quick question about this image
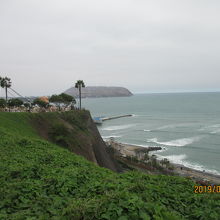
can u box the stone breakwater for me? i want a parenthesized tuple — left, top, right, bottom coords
(105, 140, 162, 160)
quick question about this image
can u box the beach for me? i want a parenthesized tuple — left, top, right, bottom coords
(106, 140, 220, 185)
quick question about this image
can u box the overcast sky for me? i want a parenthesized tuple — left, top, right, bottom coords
(0, 0, 220, 96)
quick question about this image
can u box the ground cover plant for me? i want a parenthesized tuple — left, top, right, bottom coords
(0, 112, 220, 219)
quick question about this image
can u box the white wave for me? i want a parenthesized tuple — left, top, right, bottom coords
(102, 124, 135, 131)
(210, 128, 220, 134)
(199, 124, 220, 134)
(157, 124, 178, 130)
(157, 154, 187, 164)
(147, 136, 201, 147)
(102, 135, 122, 139)
(143, 129, 151, 132)
(210, 130, 220, 134)
(156, 123, 196, 131)
(157, 154, 220, 175)
(209, 124, 220, 128)
(183, 162, 220, 175)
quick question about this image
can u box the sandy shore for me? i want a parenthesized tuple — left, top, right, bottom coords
(107, 140, 220, 184)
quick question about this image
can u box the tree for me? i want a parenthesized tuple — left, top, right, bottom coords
(75, 80, 85, 110)
(49, 95, 63, 103)
(0, 76, 2, 93)
(24, 102, 32, 111)
(0, 77, 12, 103)
(33, 98, 48, 108)
(8, 98, 23, 107)
(60, 93, 75, 105)
(0, 98, 6, 108)
(49, 93, 76, 110)
(60, 93, 76, 109)
(24, 102, 31, 108)
(49, 95, 63, 110)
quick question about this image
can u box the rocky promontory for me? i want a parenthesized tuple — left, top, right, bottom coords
(64, 86, 133, 98)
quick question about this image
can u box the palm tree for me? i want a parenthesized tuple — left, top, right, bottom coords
(0, 77, 12, 103)
(75, 80, 85, 110)
(0, 76, 3, 100)
(0, 76, 2, 97)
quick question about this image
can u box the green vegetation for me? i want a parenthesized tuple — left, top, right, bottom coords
(8, 98, 24, 107)
(33, 98, 49, 108)
(49, 93, 76, 109)
(0, 112, 220, 219)
(30, 110, 91, 151)
(0, 98, 6, 108)
(0, 76, 12, 102)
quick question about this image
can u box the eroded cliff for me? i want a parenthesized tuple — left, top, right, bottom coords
(30, 110, 120, 172)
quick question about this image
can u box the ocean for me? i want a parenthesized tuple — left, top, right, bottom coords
(82, 92, 220, 175)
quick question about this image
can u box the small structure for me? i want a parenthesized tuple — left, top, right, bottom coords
(93, 117, 103, 124)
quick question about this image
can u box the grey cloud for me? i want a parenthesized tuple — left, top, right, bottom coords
(0, 0, 220, 96)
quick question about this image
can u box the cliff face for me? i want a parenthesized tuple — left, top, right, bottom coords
(65, 86, 133, 98)
(30, 110, 120, 172)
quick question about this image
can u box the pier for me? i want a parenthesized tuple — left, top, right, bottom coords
(93, 114, 133, 124)
(102, 114, 133, 121)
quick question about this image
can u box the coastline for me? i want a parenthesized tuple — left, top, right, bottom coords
(106, 140, 220, 184)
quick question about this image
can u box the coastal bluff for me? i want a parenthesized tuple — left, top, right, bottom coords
(1, 111, 219, 219)
(64, 86, 133, 98)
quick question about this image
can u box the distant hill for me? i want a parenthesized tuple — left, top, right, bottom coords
(64, 86, 133, 98)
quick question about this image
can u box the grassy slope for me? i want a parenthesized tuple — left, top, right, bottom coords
(0, 112, 219, 220)
(29, 110, 119, 172)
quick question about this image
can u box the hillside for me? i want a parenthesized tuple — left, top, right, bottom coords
(29, 110, 119, 172)
(0, 111, 220, 219)
(64, 86, 133, 98)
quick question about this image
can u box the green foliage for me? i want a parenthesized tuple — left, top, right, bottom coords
(8, 98, 23, 107)
(24, 102, 31, 108)
(0, 76, 11, 89)
(30, 111, 90, 151)
(0, 76, 12, 101)
(75, 80, 85, 89)
(0, 112, 38, 138)
(49, 122, 71, 147)
(60, 93, 75, 104)
(49, 94, 63, 103)
(75, 80, 85, 109)
(49, 93, 76, 109)
(0, 98, 6, 108)
(0, 112, 220, 219)
(33, 98, 48, 108)
(49, 93, 75, 104)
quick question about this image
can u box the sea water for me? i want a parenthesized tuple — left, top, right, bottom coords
(82, 92, 220, 175)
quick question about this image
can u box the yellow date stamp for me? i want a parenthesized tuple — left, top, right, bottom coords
(194, 185, 220, 193)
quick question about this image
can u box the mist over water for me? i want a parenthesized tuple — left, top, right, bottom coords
(82, 93, 220, 175)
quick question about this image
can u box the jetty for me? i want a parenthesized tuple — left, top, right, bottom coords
(93, 114, 133, 124)
(102, 114, 132, 121)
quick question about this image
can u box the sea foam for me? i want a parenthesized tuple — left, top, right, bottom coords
(147, 136, 201, 147)
(157, 154, 187, 164)
(199, 124, 220, 134)
(157, 154, 220, 175)
(102, 124, 135, 131)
